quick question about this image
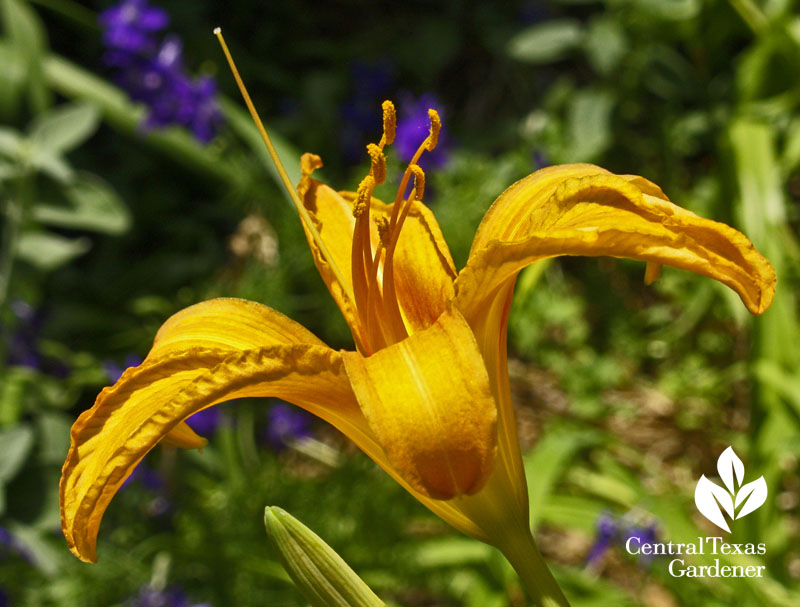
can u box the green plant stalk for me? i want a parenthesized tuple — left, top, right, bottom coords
(728, 0, 767, 35)
(0, 173, 27, 368)
(497, 529, 571, 607)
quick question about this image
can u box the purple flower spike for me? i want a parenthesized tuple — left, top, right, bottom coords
(185, 407, 222, 437)
(0, 588, 8, 607)
(585, 513, 618, 566)
(98, 0, 222, 143)
(103, 354, 143, 383)
(265, 403, 312, 451)
(99, 0, 168, 55)
(624, 523, 659, 567)
(395, 93, 450, 171)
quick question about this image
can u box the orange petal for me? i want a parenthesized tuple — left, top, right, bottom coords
(456, 166, 776, 323)
(299, 181, 456, 343)
(342, 307, 497, 500)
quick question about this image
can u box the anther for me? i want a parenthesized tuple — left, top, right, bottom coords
(353, 175, 376, 218)
(366, 143, 386, 185)
(410, 164, 425, 201)
(426, 109, 441, 151)
(382, 100, 396, 146)
(375, 215, 391, 246)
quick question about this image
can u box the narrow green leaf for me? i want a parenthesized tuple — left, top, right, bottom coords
(525, 422, 600, 528)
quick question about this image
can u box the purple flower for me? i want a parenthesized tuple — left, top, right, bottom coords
(126, 586, 211, 607)
(99, 0, 168, 55)
(395, 93, 450, 171)
(624, 523, 659, 567)
(0, 588, 8, 607)
(264, 403, 312, 451)
(585, 513, 618, 566)
(98, 0, 222, 143)
(103, 354, 143, 383)
(121, 461, 163, 491)
(185, 407, 221, 436)
(586, 513, 660, 569)
(0, 526, 32, 563)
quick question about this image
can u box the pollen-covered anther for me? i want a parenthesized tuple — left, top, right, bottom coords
(366, 143, 386, 185)
(353, 175, 376, 218)
(410, 164, 425, 201)
(375, 215, 391, 247)
(426, 109, 441, 151)
(381, 100, 396, 146)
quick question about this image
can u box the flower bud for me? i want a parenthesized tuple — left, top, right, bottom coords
(263, 506, 384, 607)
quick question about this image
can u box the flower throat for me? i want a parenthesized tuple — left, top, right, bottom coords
(215, 29, 441, 355)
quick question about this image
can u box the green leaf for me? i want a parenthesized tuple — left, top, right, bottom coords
(16, 230, 90, 270)
(584, 17, 627, 75)
(0, 126, 22, 157)
(29, 103, 100, 154)
(28, 150, 72, 182)
(565, 88, 614, 162)
(0, 425, 34, 483)
(33, 172, 131, 234)
(0, 43, 27, 115)
(507, 20, 583, 64)
(0, 0, 50, 112)
(36, 412, 72, 465)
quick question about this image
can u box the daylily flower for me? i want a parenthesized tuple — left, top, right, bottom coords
(60, 33, 775, 605)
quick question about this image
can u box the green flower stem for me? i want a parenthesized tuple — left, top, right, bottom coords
(498, 528, 571, 607)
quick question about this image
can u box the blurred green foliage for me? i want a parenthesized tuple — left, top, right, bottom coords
(0, 0, 799, 606)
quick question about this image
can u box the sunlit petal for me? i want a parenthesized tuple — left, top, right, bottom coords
(456, 165, 776, 323)
(60, 344, 361, 563)
(343, 307, 496, 500)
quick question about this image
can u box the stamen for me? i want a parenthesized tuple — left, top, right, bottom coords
(426, 109, 441, 151)
(214, 29, 354, 306)
(409, 164, 425, 202)
(375, 216, 391, 247)
(381, 100, 396, 146)
(366, 144, 386, 185)
(353, 175, 376, 218)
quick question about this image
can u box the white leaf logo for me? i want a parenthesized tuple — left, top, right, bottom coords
(694, 447, 767, 533)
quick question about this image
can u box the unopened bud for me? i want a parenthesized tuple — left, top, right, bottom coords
(264, 506, 384, 607)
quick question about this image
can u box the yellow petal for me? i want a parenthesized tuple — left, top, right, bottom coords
(299, 181, 456, 342)
(456, 165, 776, 322)
(60, 344, 361, 563)
(342, 307, 497, 500)
(60, 298, 359, 563)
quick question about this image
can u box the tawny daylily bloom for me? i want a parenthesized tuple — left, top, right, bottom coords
(60, 35, 775, 606)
